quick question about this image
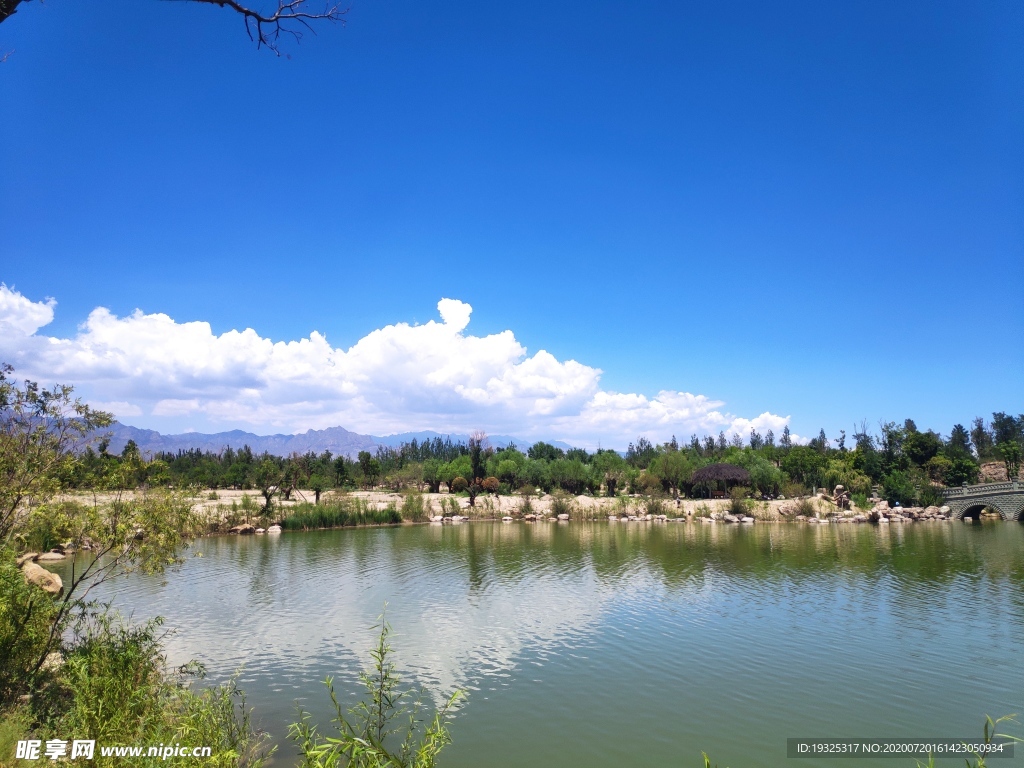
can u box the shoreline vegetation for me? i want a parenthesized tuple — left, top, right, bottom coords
(2, 366, 1022, 767)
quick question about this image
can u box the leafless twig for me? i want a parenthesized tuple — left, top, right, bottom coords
(175, 0, 347, 54)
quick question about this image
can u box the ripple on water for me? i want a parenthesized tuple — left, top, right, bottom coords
(60, 522, 1024, 768)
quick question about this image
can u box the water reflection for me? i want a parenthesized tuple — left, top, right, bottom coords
(54, 522, 1024, 767)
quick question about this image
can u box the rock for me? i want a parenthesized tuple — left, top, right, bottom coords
(430, 515, 444, 522)
(777, 495, 785, 500)
(795, 515, 807, 522)
(807, 517, 819, 524)
(502, 516, 513, 522)
(229, 524, 256, 535)
(608, 515, 619, 521)
(266, 525, 282, 533)
(41, 651, 63, 672)
(742, 517, 755, 523)
(21, 562, 63, 595)
(36, 552, 66, 562)
(924, 506, 940, 516)
(524, 514, 537, 521)
(557, 513, 570, 521)
(939, 506, 951, 515)
(16, 552, 38, 567)
(878, 516, 889, 523)
(255, 528, 266, 534)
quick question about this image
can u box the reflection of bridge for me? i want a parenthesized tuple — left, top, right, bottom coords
(942, 481, 1024, 521)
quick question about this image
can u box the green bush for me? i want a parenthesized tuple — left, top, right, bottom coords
(0, 549, 59, 701)
(549, 492, 575, 517)
(918, 485, 946, 508)
(727, 496, 750, 517)
(400, 493, 428, 523)
(17, 611, 270, 768)
(644, 496, 667, 516)
(882, 471, 917, 507)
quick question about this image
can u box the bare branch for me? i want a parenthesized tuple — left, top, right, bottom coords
(173, 0, 348, 54)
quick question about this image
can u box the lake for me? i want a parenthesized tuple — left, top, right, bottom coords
(58, 521, 1024, 767)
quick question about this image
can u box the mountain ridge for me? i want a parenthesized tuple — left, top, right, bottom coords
(100, 423, 572, 458)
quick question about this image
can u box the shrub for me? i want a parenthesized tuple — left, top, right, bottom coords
(918, 484, 946, 508)
(881, 470, 917, 507)
(727, 496, 750, 516)
(290, 616, 460, 768)
(0, 549, 59, 701)
(450, 477, 468, 493)
(549, 492, 575, 517)
(517, 494, 534, 516)
(644, 496, 667, 516)
(23, 612, 271, 768)
(692, 503, 713, 518)
(400, 493, 428, 523)
(481, 476, 500, 493)
(794, 498, 817, 517)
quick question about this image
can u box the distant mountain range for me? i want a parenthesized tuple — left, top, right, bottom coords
(99, 422, 571, 458)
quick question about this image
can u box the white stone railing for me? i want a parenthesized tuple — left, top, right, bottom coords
(943, 481, 1020, 497)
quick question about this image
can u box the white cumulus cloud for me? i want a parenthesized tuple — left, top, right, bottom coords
(0, 284, 791, 447)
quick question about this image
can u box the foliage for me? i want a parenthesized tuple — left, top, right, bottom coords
(400, 494, 429, 523)
(881, 470, 917, 507)
(289, 617, 460, 768)
(549, 492, 575, 518)
(18, 611, 271, 768)
(999, 441, 1021, 481)
(0, 363, 112, 542)
(281, 500, 402, 530)
(0, 547, 58, 701)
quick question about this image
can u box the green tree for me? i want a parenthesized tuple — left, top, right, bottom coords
(881, 470, 917, 507)
(650, 450, 693, 498)
(971, 417, 995, 460)
(253, 459, 282, 512)
(0, 363, 112, 543)
(308, 473, 330, 504)
(999, 441, 1021, 481)
(592, 450, 626, 496)
(527, 442, 564, 462)
(422, 459, 442, 493)
(904, 430, 942, 467)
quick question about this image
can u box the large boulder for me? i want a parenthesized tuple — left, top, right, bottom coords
(36, 551, 66, 562)
(15, 552, 38, 567)
(229, 524, 256, 535)
(22, 562, 63, 596)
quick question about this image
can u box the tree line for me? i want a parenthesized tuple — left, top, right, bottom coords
(62, 412, 1024, 509)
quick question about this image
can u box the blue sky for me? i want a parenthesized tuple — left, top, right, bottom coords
(0, 0, 1021, 447)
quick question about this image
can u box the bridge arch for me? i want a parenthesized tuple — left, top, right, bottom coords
(943, 482, 1024, 522)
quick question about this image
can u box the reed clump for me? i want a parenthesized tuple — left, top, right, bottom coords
(280, 499, 401, 531)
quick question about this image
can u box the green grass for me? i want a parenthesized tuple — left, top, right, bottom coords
(280, 500, 402, 531)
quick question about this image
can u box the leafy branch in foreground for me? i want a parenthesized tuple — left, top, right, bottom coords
(290, 614, 462, 768)
(0, 362, 112, 544)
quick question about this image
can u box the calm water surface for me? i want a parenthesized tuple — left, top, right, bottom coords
(59, 522, 1024, 767)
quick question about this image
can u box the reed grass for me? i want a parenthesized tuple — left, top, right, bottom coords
(280, 499, 401, 531)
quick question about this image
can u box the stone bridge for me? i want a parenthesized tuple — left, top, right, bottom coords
(942, 481, 1024, 521)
